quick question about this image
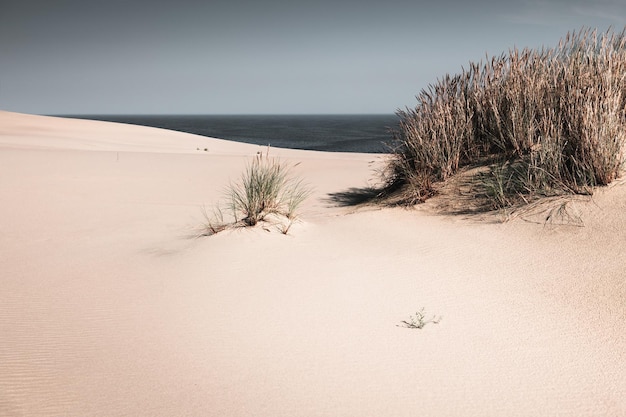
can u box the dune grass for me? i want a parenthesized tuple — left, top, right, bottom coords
(397, 308, 442, 329)
(384, 27, 626, 210)
(203, 150, 311, 235)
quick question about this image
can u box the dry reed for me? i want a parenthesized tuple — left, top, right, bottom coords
(386, 27, 626, 208)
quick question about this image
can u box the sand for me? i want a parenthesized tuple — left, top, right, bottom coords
(1, 110, 625, 416)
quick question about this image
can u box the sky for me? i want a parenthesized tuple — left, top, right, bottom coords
(1, 0, 626, 115)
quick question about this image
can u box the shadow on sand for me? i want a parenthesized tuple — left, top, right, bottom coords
(325, 187, 383, 207)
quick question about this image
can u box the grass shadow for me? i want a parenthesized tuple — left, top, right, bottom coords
(325, 186, 384, 207)
(427, 165, 588, 226)
(327, 165, 587, 228)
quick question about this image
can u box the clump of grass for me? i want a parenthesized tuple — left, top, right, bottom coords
(203, 150, 311, 235)
(385, 27, 626, 210)
(397, 308, 442, 329)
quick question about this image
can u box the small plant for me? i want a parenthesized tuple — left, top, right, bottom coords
(202, 150, 311, 235)
(397, 308, 442, 329)
(200, 205, 228, 235)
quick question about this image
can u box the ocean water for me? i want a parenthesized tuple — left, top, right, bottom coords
(62, 114, 400, 153)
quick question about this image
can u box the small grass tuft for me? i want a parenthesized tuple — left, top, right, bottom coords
(200, 205, 229, 236)
(202, 150, 311, 235)
(397, 308, 442, 329)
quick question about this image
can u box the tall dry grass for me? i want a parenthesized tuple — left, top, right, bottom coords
(386, 27, 626, 208)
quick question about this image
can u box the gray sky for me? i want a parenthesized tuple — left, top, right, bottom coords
(1, 0, 625, 114)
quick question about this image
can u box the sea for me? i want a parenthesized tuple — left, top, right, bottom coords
(61, 114, 400, 153)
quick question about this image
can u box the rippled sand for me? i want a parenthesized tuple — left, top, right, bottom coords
(1, 111, 625, 416)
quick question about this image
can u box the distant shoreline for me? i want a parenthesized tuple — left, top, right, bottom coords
(53, 113, 400, 153)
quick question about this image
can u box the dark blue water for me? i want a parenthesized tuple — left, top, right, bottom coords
(60, 114, 399, 153)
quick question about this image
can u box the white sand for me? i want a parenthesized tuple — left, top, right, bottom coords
(1, 111, 624, 416)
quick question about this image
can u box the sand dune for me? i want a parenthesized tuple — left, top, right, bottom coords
(0, 111, 624, 416)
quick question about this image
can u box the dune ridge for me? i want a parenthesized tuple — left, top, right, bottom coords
(0, 111, 624, 416)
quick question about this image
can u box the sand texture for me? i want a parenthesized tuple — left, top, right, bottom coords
(1, 111, 625, 416)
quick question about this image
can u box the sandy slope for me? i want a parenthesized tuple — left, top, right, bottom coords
(0, 111, 624, 417)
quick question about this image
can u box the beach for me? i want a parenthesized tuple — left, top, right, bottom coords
(1, 110, 625, 416)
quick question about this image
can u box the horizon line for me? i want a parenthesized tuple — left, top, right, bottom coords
(49, 112, 398, 117)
